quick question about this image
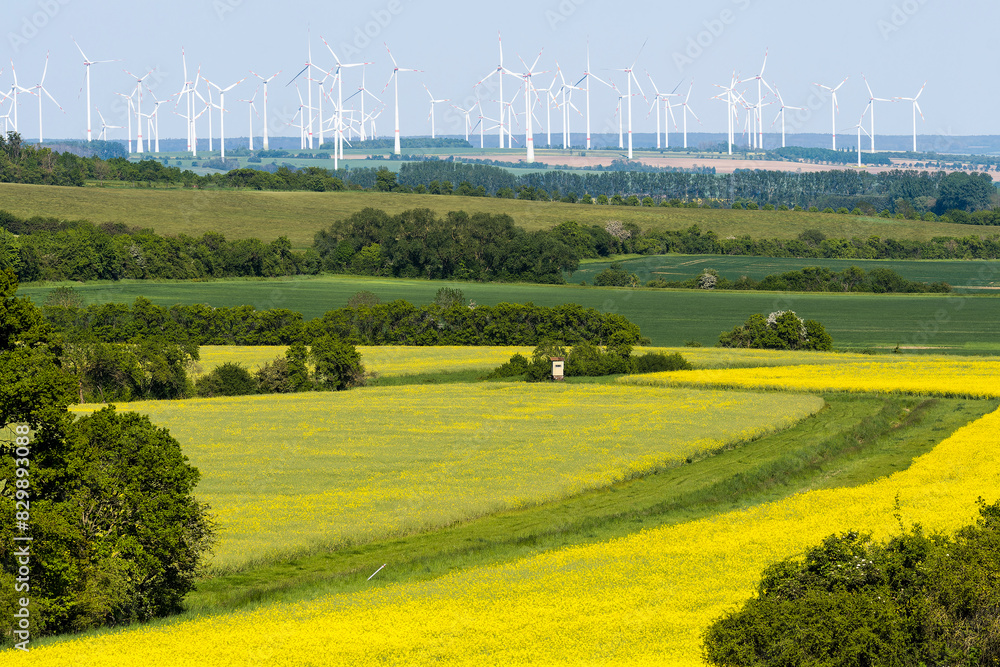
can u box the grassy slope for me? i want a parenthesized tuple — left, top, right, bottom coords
(3, 182, 999, 250)
(18, 275, 1000, 350)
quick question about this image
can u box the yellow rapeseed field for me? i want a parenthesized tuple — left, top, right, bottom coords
(71, 384, 822, 570)
(624, 355, 1000, 399)
(23, 392, 1000, 665)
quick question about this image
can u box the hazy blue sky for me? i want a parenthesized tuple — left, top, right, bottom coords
(2, 0, 991, 144)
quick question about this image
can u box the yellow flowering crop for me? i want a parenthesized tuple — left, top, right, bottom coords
(71, 385, 821, 570)
(22, 402, 1000, 666)
(624, 355, 1000, 399)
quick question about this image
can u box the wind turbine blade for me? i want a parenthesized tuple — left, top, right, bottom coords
(914, 101, 924, 120)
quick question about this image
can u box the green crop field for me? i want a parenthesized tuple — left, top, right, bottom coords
(3, 182, 999, 251)
(19, 274, 1000, 351)
(575, 254, 1000, 290)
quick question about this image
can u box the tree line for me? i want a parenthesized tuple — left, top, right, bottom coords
(42, 295, 644, 347)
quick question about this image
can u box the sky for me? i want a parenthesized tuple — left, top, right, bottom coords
(1, 0, 993, 147)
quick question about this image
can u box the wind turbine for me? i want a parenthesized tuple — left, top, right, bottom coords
(739, 49, 773, 150)
(287, 33, 319, 148)
(770, 84, 804, 148)
(422, 84, 450, 140)
(123, 67, 153, 153)
(239, 85, 260, 151)
(646, 71, 680, 150)
(30, 52, 63, 144)
(382, 43, 422, 155)
(676, 81, 700, 149)
(250, 70, 281, 150)
(845, 115, 871, 166)
(175, 49, 201, 155)
(814, 76, 848, 150)
(321, 38, 371, 159)
(114, 91, 134, 153)
(894, 81, 926, 152)
(7, 60, 34, 134)
(202, 75, 244, 159)
(861, 74, 891, 153)
(474, 32, 509, 149)
(505, 49, 546, 163)
(615, 40, 648, 159)
(572, 39, 612, 150)
(146, 89, 173, 153)
(451, 102, 476, 143)
(94, 107, 123, 141)
(72, 38, 119, 143)
(712, 72, 740, 155)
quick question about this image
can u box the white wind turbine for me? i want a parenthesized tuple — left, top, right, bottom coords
(614, 40, 648, 159)
(450, 102, 476, 143)
(94, 107, 123, 141)
(894, 81, 926, 152)
(844, 114, 871, 166)
(474, 32, 509, 149)
(676, 81, 700, 149)
(610, 80, 625, 149)
(30, 52, 63, 144)
(646, 71, 680, 150)
(287, 33, 319, 148)
(506, 50, 546, 163)
(146, 89, 173, 153)
(382, 43, 422, 155)
(321, 38, 371, 159)
(175, 49, 200, 155)
(861, 74, 891, 153)
(770, 84, 805, 148)
(114, 91, 135, 153)
(572, 40, 612, 150)
(72, 38, 119, 143)
(739, 49, 772, 150)
(250, 70, 281, 150)
(814, 77, 848, 150)
(0, 91, 14, 135)
(7, 60, 34, 134)
(123, 67, 153, 153)
(202, 75, 244, 159)
(239, 85, 260, 151)
(422, 84, 450, 140)
(712, 72, 740, 155)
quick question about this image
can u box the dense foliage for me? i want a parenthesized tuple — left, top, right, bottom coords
(313, 207, 579, 283)
(43, 297, 644, 347)
(718, 311, 833, 351)
(703, 499, 1000, 666)
(489, 338, 690, 381)
(648, 265, 951, 293)
(0, 271, 214, 641)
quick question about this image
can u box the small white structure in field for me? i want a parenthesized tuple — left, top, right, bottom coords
(550, 357, 565, 381)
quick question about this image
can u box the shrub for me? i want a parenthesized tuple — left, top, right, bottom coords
(487, 353, 531, 379)
(346, 290, 381, 308)
(718, 311, 833, 351)
(310, 335, 365, 390)
(633, 352, 692, 373)
(254, 357, 293, 393)
(195, 362, 258, 397)
(595, 263, 639, 287)
(703, 499, 1000, 667)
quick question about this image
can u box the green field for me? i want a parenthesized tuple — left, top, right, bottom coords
(575, 254, 1000, 290)
(4, 182, 999, 251)
(19, 275, 1000, 351)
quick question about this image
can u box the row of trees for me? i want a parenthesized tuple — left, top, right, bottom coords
(42, 297, 645, 347)
(633, 265, 952, 294)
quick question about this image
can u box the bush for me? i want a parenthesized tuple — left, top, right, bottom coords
(195, 362, 258, 397)
(254, 357, 293, 393)
(634, 352, 692, 373)
(718, 311, 833, 351)
(487, 353, 531, 379)
(310, 335, 365, 390)
(595, 262, 639, 287)
(703, 499, 1000, 667)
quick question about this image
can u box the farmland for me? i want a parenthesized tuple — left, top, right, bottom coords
(4, 182, 1000, 250)
(70, 384, 823, 569)
(20, 274, 1000, 351)
(19, 348, 1000, 666)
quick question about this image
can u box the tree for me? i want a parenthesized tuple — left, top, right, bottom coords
(285, 341, 311, 391)
(936, 171, 994, 214)
(374, 167, 397, 192)
(718, 311, 833, 351)
(309, 335, 364, 390)
(195, 362, 258, 397)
